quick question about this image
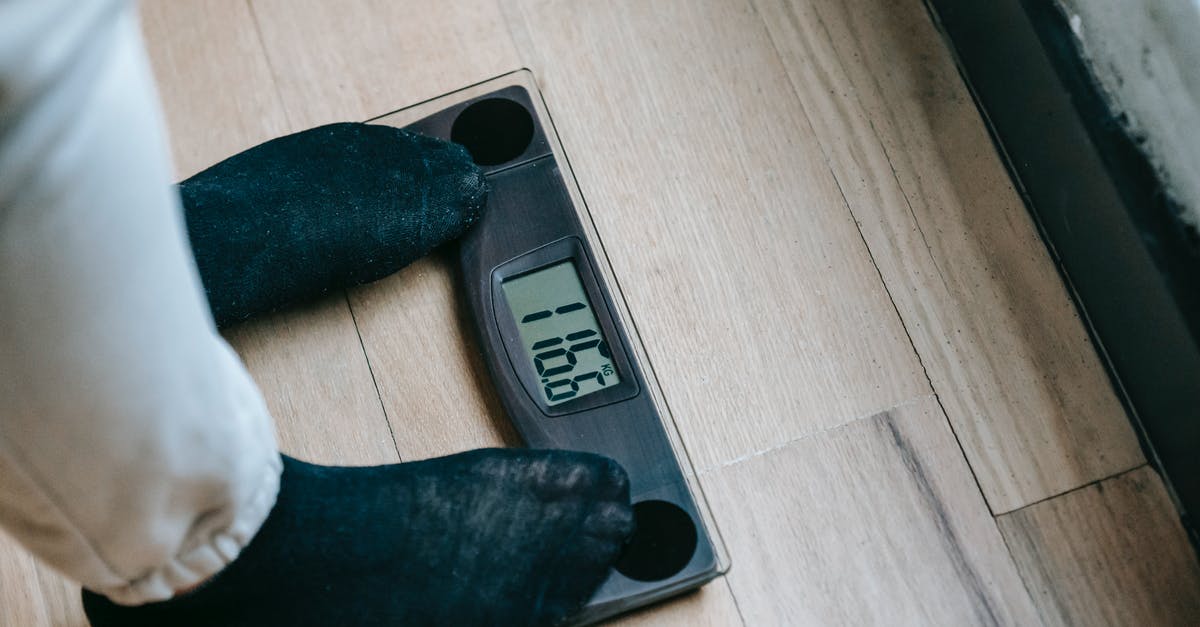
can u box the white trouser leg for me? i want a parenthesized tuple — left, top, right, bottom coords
(0, 0, 281, 605)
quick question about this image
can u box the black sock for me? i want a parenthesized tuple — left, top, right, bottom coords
(179, 122, 487, 328)
(82, 449, 633, 626)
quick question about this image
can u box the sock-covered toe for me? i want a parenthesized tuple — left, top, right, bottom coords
(179, 122, 488, 327)
(82, 449, 632, 627)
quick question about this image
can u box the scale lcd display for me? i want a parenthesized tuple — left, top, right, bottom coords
(502, 261, 620, 406)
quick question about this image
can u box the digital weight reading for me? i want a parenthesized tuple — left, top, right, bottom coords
(501, 261, 620, 406)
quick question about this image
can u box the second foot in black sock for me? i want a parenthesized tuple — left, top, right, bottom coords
(180, 123, 487, 328)
(82, 449, 634, 627)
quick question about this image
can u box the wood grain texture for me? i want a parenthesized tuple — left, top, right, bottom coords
(751, 0, 1144, 512)
(0, 536, 51, 627)
(222, 302, 400, 466)
(249, 0, 522, 128)
(501, 0, 930, 471)
(347, 258, 522, 460)
(705, 396, 1039, 626)
(140, 0, 293, 178)
(0, 533, 86, 627)
(998, 466, 1200, 626)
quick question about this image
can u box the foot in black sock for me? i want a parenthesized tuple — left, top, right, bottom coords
(82, 449, 633, 627)
(180, 122, 487, 328)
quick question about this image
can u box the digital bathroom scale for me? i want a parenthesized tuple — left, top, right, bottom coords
(370, 71, 729, 624)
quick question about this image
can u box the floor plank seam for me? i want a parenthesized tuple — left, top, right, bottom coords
(342, 291, 405, 463)
(699, 393, 935, 475)
(242, 0, 296, 132)
(994, 462, 1150, 517)
(721, 573, 750, 627)
(848, 121, 999, 518)
(880, 412, 1006, 626)
(870, 116, 954, 293)
(989, 504, 1056, 627)
(756, 0, 1011, 520)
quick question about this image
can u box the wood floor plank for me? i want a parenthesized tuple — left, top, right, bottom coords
(500, 0, 930, 471)
(704, 396, 1039, 625)
(347, 258, 522, 460)
(0, 532, 85, 627)
(140, 0, 292, 178)
(751, 0, 1144, 512)
(141, 1, 398, 467)
(223, 303, 401, 466)
(0, 530, 91, 627)
(249, 0, 522, 129)
(998, 466, 1200, 626)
